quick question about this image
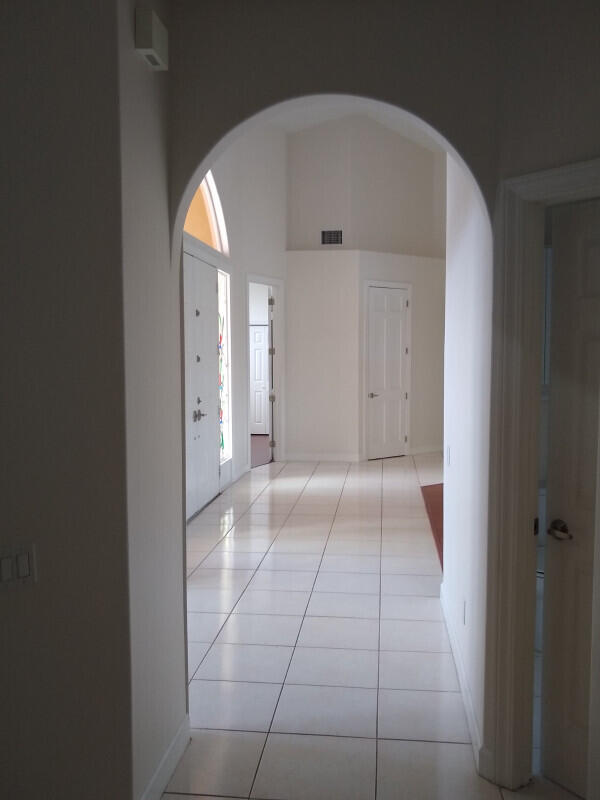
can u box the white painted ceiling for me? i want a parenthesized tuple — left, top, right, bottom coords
(268, 94, 444, 153)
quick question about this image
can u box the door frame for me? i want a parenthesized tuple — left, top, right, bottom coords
(360, 280, 412, 461)
(485, 157, 600, 791)
(246, 274, 285, 465)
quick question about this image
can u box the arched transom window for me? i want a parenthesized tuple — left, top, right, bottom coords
(184, 170, 229, 255)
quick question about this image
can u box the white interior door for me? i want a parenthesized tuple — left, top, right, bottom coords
(250, 325, 269, 435)
(542, 199, 600, 797)
(367, 286, 409, 459)
(184, 252, 220, 518)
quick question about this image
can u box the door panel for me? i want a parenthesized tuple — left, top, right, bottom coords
(250, 325, 269, 434)
(542, 199, 600, 797)
(367, 286, 409, 459)
(184, 252, 220, 518)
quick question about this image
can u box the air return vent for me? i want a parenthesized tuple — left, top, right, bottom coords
(321, 230, 343, 245)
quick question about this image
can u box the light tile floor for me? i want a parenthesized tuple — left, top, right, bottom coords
(166, 457, 575, 800)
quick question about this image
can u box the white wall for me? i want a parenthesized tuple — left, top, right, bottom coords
(359, 252, 445, 456)
(3, 3, 132, 798)
(441, 154, 493, 759)
(287, 115, 446, 257)
(202, 124, 287, 480)
(286, 251, 361, 460)
(118, 1, 190, 797)
(285, 250, 445, 461)
(249, 282, 270, 325)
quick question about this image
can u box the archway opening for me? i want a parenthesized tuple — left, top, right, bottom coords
(175, 94, 495, 799)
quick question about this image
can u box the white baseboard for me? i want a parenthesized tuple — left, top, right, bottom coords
(140, 714, 190, 800)
(284, 452, 360, 462)
(439, 584, 484, 770)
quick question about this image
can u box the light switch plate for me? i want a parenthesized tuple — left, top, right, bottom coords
(0, 543, 37, 587)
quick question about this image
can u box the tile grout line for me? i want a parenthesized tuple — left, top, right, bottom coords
(189, 463, 322, 680)
(247, 461, 352, 800)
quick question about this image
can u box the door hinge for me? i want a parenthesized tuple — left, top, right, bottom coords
(268, 347, 275, 355)
(269, 393, 276, 403)
(406, 299, 409, 308)
(404, 435, 408, 443)
(533, 517, 539, 536)
(405, 347, 408, 354)
(269, 440, 276, 448)
(268, 296, 275, 306)
(405, 392, 408, 400)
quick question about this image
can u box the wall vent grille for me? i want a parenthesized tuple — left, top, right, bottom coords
(321, 230, 343, 245)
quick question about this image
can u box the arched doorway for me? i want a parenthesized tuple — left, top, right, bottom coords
(170, 94, 508, 799)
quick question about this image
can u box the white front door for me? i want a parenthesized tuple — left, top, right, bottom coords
(542, 199, 600, 797)
(183, 252, 220, 518)
(367, 286, 409, 459)
(250, 325, 270, 435)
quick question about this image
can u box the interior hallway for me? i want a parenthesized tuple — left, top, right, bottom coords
(170, 457, 574, 800)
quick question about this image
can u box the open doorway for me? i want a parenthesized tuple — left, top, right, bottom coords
(248, 281, 273, 467)
(171, 95, 498, 800)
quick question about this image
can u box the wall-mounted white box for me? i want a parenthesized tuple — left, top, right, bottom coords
(135, 8, 168, 71)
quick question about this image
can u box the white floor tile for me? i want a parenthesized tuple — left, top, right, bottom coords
(187, 568, 254, 591)
(187, 588, 241, 614)
(413, 452, 444, 487)
(380, 574, 441, 596)
(378, 689, 470, 743)
(380, 619, 451, 652)
(187, 612, 228, 642)
(381, 556, 441, 575)
(325, 538, 381, 555)
(377, 739, 499, 799)
(189, 679, 281, 731)
(215, 537, 275, 553)
(287, 646, 378, 688)
(272, 684, 377, 737)
(314, 571, 380, 594)
(268, 537, 327, 554)
(216, 613, 303, 646)
(251, 733, 376, 800)
(187, 642, 210, 680)
(380, 595, 444, 621)
(248, 569, 317, 592)
(306, 591, 380, 619)
(379, 651, 459, 691)
(200, 551, 265, 570)
(178, 459, 484, 800)
(166, 729, 265, 797)
(298, 616, 380, 650)
(234, 590, 311, 616)
(320, 554, 381, 573)
(186, 551, 210, 569)
(196, 643, 293, 683)
(260, 553, 322, 571)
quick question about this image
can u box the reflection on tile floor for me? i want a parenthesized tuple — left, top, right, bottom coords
(167, 456, 505, 799)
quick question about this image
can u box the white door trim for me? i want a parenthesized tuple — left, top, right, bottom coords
(247, 274, 285, 464)
(485, 157, 600, 791)
(360, 280, 412, 461)
(183, 231, 229, 270)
